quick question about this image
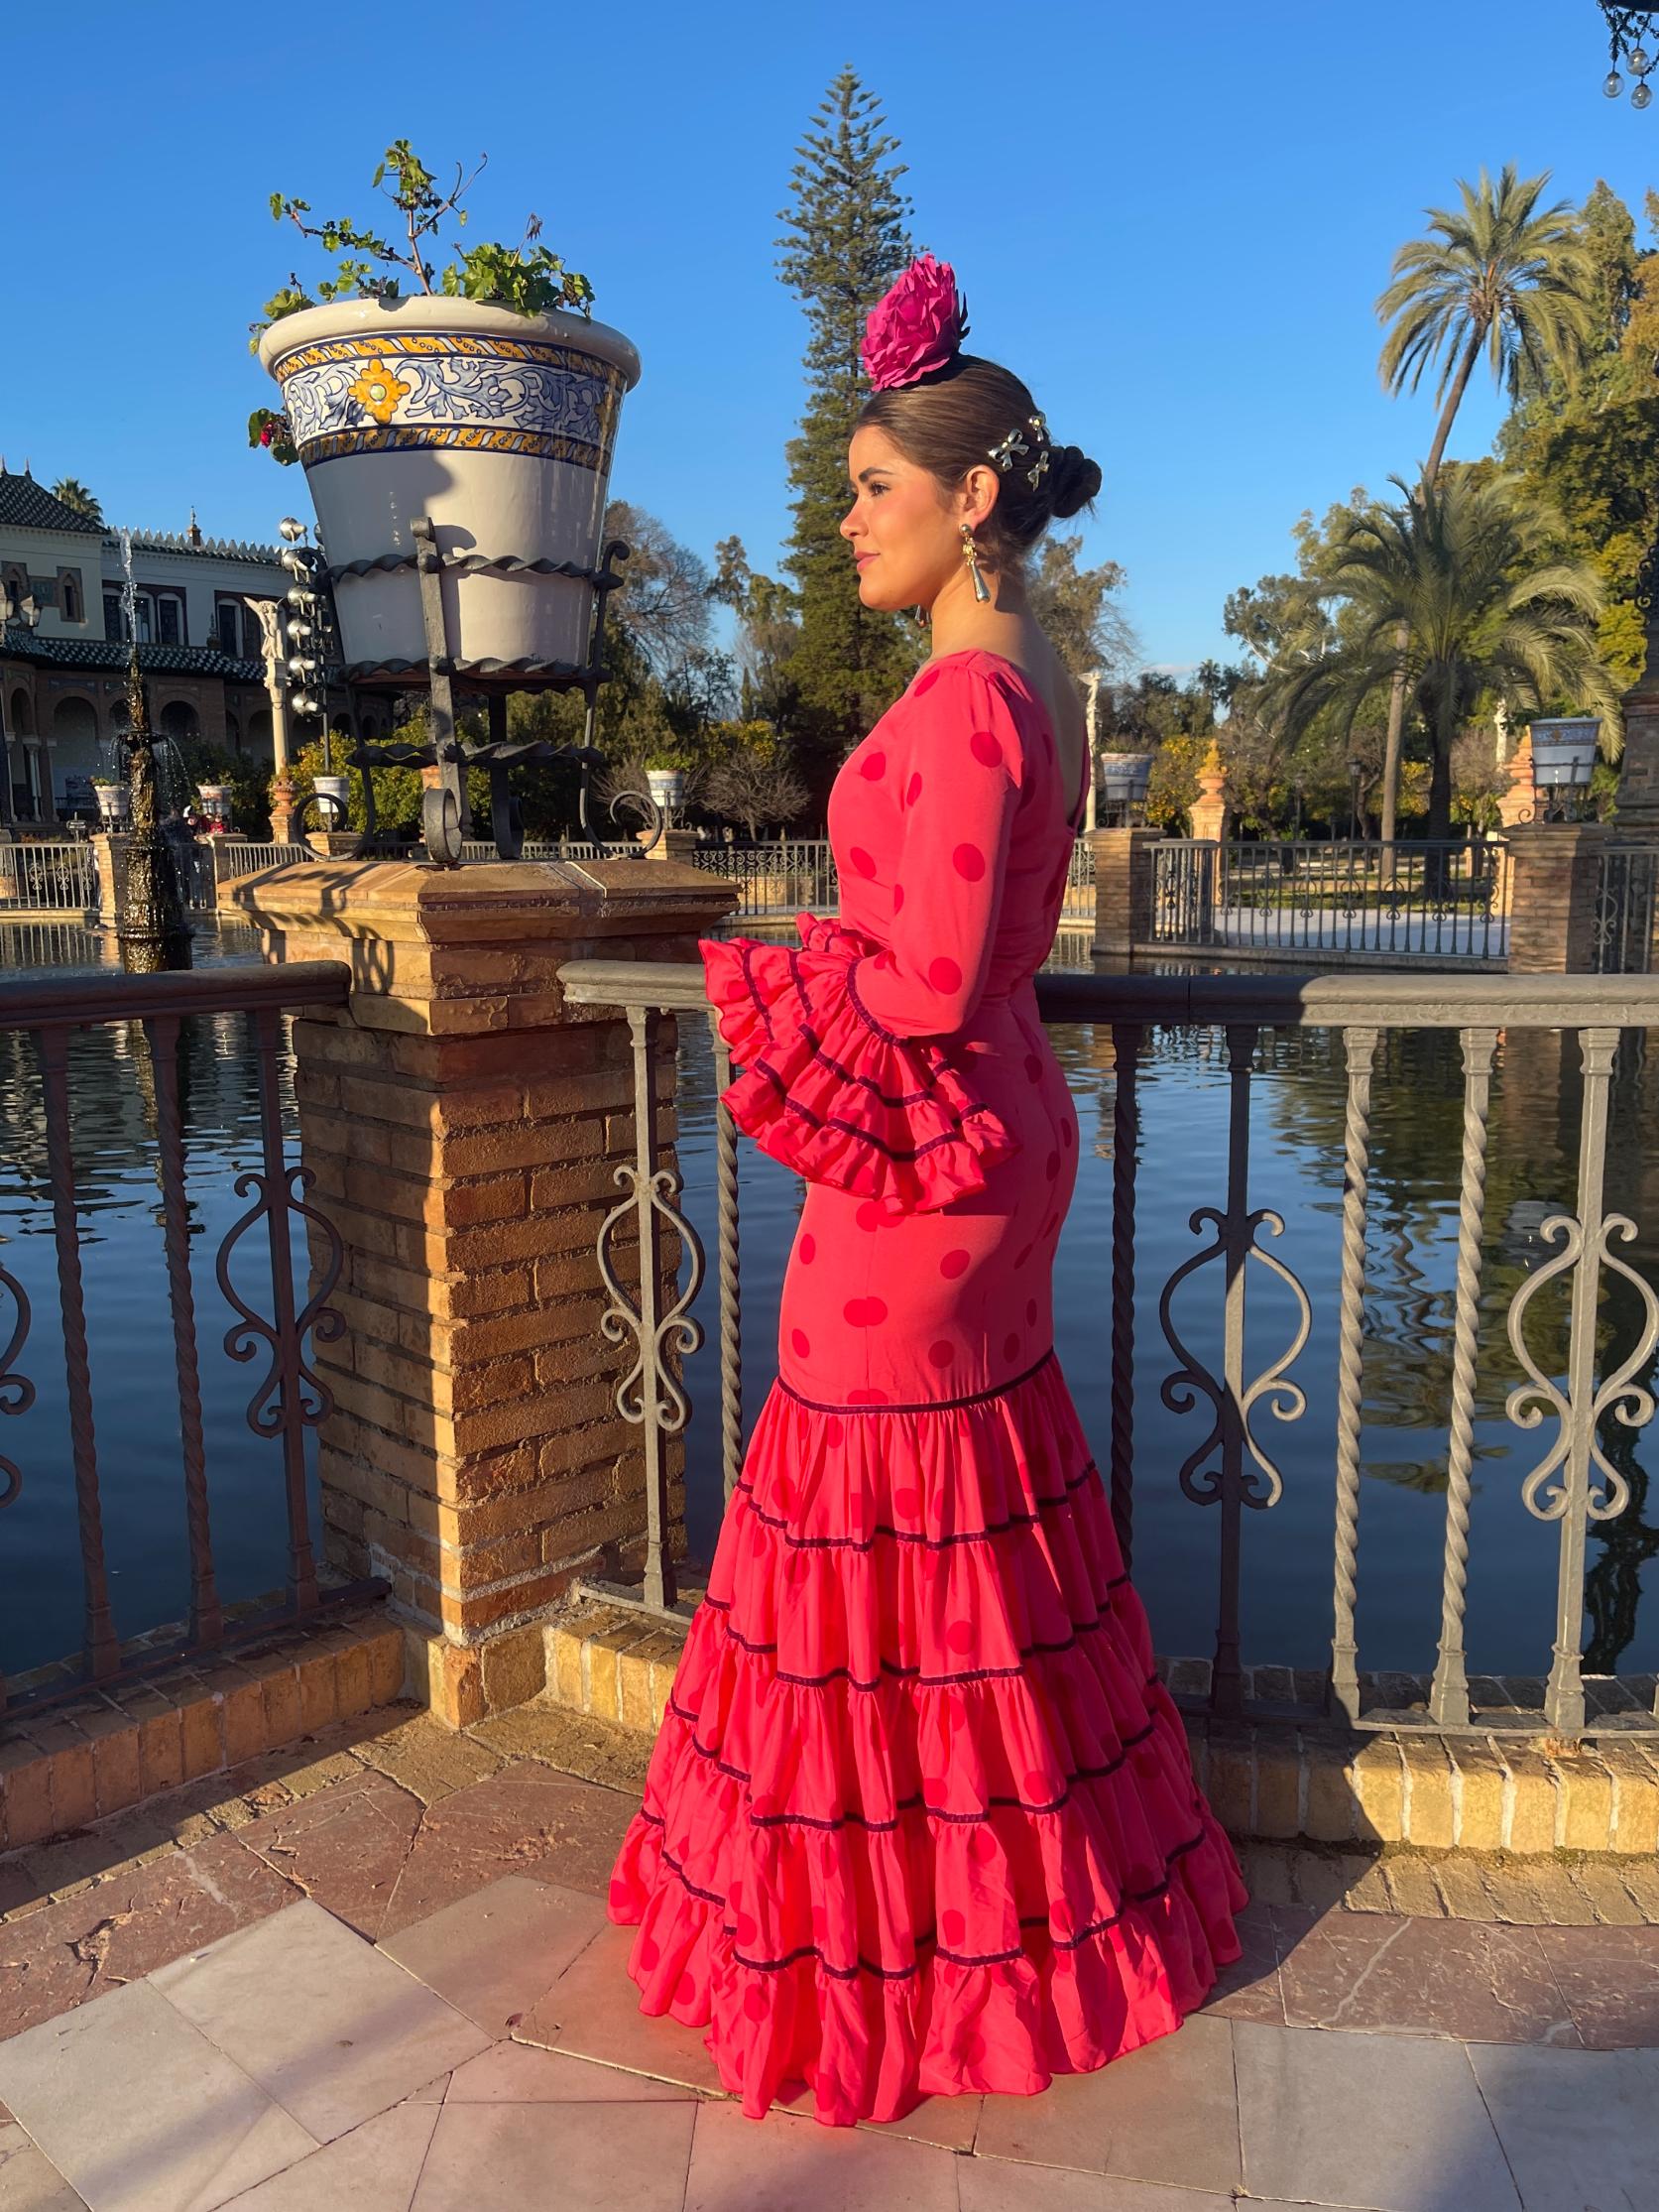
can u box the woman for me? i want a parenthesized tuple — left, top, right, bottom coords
(606, 254, 1244, 2127)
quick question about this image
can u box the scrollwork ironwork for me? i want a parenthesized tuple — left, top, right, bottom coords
(1159, 1202, 1310, 1511)
(1507, 1211, 1659, 1525)
(0, 1252, 33, 1511)
(598, 1163, 706, 1431)
(215, 1164, 346, 1439)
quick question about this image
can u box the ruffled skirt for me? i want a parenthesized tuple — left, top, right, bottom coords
(606, 1353, 1246, 2126)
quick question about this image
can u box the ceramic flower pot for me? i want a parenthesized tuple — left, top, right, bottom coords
(258, 296, 642, 678)
(94, 785, 130, 825)
(310, 774, 350, 825)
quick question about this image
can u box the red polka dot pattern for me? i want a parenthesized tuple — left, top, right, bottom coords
(939, 1248, 970, 1279)
(848, 846, 877, 878)
(952, 842, 986, 882)
(927, 1339, 954, 1368)
(843, 1296, 887, 1326)
(858, 749, 886, 779)
(928, 955, 962, 994)
(970, 730, 1003, 768)
(798, 1233, 816, 1264)
(905, 771, 923, 806)
(789, 1328, 811, 1358)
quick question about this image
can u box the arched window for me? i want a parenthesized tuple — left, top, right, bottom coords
(59, 571, 82, 624)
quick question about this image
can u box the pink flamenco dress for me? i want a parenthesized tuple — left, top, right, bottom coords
(606, 648, 1246, 2125)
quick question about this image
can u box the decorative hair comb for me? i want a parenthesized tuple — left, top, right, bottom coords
(990, 414, 1052, 490)
(862, 252, 969, 391)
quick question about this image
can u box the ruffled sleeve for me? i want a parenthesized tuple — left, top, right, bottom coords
(698, 914, 1017, 1213)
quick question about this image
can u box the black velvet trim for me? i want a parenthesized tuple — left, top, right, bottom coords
(652, 1699, 1159, 1830)
(737, 938, 778, 1049)
(844, 956, 903, 1045)
(730, 1457, 1105, 1550)
(776, 1347, 1056, 1416)
(640, 1826, 1213, 1980)
(695, 1600, 1155, 1691)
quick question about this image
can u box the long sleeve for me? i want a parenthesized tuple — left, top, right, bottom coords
(844, 659, 1024, 1040)
(696, 659, 1028, 1213)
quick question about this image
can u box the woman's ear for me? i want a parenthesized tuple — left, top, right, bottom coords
(958, 463, 1001, 534)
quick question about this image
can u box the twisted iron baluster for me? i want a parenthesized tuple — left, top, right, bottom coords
(1109, 1021, 1142, 1568)
(146, 1014, 222, 1648)
(709, 1018, 743, 1506)
(38, 1028, 118, 1678)
(1328, 1024, 1377, 1725)
(1428, 1027, 1497, 1726)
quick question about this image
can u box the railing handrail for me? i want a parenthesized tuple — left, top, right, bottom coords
(558, 956, 1659, 1031)
(0, 960, 352, 1033)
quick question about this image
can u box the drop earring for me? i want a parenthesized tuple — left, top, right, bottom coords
(961, 523, 992, 603)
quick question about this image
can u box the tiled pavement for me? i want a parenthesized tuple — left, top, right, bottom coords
(0, 1700, 1656, 2211)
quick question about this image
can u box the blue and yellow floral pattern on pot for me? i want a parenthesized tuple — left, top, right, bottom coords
(273, 331, 627, 470)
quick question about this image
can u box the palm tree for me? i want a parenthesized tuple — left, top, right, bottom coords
(50, 477, 102, 523)
(1373, 167, 1595, 839)
(1277, 473, 1616, 852)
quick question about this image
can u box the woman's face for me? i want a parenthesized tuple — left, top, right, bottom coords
(840, 426, 960, 613)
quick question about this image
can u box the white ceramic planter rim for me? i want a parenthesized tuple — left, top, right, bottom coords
(257, 294, 641, 391)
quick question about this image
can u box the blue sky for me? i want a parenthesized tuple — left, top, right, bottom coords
(2, 1, 1654, 672)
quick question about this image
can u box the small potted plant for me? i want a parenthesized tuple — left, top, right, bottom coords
(91, 776, 130, 826)
(249, 143, 641, 680)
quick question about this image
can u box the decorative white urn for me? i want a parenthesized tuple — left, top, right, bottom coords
(647, 767, 686, 819)
(310, 773, 351, 825)
(258, 296, 642, 677)
(94, 784, 130, 825)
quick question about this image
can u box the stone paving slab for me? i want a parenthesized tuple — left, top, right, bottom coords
(1235, 2022, 1521, 2212)
(414, 2098, 697, 2212)
(150, 1901, 489, 2146)
(0, 1979, 317, 2212)
(216, 2103, 438, 2212)
(378, 1876, 607, 2039)
(1464, 2041, 1659, 2212)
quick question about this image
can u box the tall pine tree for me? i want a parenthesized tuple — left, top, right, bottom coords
(776, 67, 919, 809)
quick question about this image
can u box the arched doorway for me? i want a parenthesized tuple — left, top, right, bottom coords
(51, 695, 103, 819)
(247, 706, 274, 761)
(159, 699, 201, 746)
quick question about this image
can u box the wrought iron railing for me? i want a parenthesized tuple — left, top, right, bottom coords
(1596, 844, 1659, 975)
(686, 838, 1094, 922)
(211, 840, 322, 880)
(0, 961, 376, 1715)
(0, 840, 96, 917)
(458, 838, 645, 864)
(1152, 838, 1510, 964)
(557, 957, 1659, 1744)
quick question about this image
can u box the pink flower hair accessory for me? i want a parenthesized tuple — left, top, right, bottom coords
(861, 252, 970, 392)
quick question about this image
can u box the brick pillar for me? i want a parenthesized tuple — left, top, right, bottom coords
(1089, 826, 1162, 956)
(1614, 595, 1659, 830)
(638, 827, 701, 864)
(1505, 822, 1610, 974)
(231, 857, 737, 1726)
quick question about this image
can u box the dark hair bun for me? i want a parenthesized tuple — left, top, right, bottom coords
(1047, 444, 1102, 520)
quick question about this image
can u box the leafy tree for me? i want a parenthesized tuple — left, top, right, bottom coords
(51, 477, 102, 523)
(712, 537, 802, 727)
(775, 67, 919, 808)
(1026, 538, 1137, 682)
(1373, 167, 1595, 837)
(1276, 471, 1616, 844)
